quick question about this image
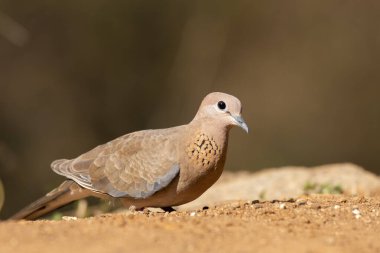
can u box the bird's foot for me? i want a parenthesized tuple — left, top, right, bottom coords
(161, 206, 176, 212)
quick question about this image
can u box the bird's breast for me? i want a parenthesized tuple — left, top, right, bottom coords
(185, 132, 223, 169)
(166, 131, 227, 205)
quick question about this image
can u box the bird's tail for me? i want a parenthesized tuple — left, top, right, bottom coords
(10, 180, 92, 220)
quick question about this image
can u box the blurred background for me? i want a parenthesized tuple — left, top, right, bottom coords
(0, 1, 379, 218)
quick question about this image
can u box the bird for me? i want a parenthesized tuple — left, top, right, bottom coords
(11, 92, 248, 220)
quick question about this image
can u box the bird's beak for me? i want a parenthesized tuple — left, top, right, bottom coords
(231, 115, 249, 133)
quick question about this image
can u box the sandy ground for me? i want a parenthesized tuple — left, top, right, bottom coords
(0, 195, 379, 253)
(0, 164, 379, 253)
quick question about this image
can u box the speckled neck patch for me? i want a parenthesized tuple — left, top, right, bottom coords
(186, 133, 221, 167)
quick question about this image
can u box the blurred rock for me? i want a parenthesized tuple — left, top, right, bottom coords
(178, 163, 380, 210)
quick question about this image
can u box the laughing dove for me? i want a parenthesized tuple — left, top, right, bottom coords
(11, 92, 248, 220)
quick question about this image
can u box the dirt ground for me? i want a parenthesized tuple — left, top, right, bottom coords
(0, 194, 379, 253)
(1, 164, 380, 253)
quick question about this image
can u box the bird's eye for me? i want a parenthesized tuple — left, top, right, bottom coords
(217, 101, 226, 110)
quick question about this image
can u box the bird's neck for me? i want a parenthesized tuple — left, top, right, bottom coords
(189, 119, 230, 150)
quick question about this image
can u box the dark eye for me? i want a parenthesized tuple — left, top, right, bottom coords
(217, 101, 226, 110)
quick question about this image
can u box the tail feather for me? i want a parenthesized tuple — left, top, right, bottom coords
(10, 180, 92, 220)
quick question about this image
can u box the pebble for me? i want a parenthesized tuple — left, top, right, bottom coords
(230, 202, 241, 209)
(352, 208, 361, 219)
(62, 216, 78, 221)
(334, 205, 340, 210)
(310, 203, 321, 209)
(296, 199, 307, 205)
(338, 198, 348, 203)
(190, 212, 196, 217)
(279, 203, 286, 209)
(145, 207, 165, 213)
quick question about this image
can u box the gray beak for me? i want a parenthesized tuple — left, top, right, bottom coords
(232, 115, 249, 133)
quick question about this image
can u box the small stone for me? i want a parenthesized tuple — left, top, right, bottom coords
(190, 211, 196, 217)
(334, 205, 340, 210)
(230, 202, 241, 209)
(352, 208, 361, 219)
(296, 199, 307, 205)
(62, 216, 78, 221)
(146, 207, 165, 213)
(310, 203, 321, 209)
(338, 198, 347, 203)
(279, 203, 286, 209)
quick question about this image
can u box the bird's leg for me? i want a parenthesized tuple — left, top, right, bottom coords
(161, 206, 176, 212)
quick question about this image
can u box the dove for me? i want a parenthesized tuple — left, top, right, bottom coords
(11, 92, 248, 220)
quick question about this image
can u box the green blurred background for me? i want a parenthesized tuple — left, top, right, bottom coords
(0, 1, 379, 218)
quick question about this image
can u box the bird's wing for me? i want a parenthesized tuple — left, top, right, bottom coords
(51, 128, 182, 199)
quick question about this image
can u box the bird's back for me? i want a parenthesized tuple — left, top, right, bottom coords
(51, 125, 188, 199)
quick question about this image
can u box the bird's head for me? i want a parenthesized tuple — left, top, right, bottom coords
(193, 92, 248, 133)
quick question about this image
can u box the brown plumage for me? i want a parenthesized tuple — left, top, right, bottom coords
(11, 92, 248, 220)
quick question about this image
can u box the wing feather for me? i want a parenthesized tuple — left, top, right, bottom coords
(51, 128, 182, 198)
